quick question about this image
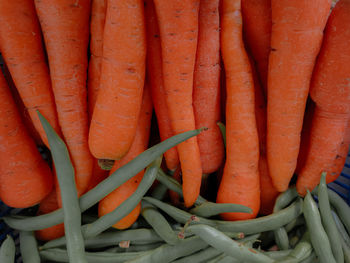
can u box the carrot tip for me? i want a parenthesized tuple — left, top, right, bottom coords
(98, 159, 115, 170)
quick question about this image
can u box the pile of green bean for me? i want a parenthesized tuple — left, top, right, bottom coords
(1, 115, 350, 263)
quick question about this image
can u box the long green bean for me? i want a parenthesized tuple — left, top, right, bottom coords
(0, 235, 15, 263)
(189, 202, 252, 218)
(172, 247, 221, 263)
(20, 231, 40, 263)
(328, 188, 350, 235)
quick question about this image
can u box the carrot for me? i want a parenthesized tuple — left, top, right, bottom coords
(0, 70, 53, 208)
(296, 0, 350, 195)
(35, 190, 65, 241)
(153, 0, 202, 207)
(98, 84, 153, 229)
(216, 0, 260, 220)
(241, 0, 271, 96)
(0, 0, 60, 147)
(87, 0, 107, 120)
(144, 0, 179, 172)
(267, 0, 332, 192)
(86, 159, 109, 191)
(34, 0, 93, 196)
(89, 0, 147, 160)
(193, 0, 224, 174)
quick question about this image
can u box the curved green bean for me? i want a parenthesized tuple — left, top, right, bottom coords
(4, 129, 202, 231)
(125, 236, 207, 263)
(332, 211, 350, 248)
(0, 235, 15, 263)
(172, 247, 221, 263)
(143, 196, 303, 235)
(189, 202, 252, 218)
(187, 224, 274, 263)
(38, 112, 86, 263)
(277, 232, 312, 263)
(339, 230, 350, 263)
(300, 252, 317, 263)
(318, 173, 344, 263)
(83, 157, 161, 238)
(303, 191, 336, 263)
(327, 188, 350, 235)
(264, 250, 292, 260)
(19, 231, 40, 263)
(40, 248, 145, 263)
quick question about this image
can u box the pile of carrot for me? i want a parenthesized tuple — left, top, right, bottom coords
(0, 0, 350, 257)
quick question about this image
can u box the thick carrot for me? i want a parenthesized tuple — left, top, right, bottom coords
(241, 0, 271, 96)
(193, 0, 224, 174)
(87, 0, 107, 120)
(153, 0, 202, 207)
(0, 71, 53, 208)
(98, 84, 153, 229)
(216, 0, 260, 220)
(144, 0, 179, 172)
(86, 159, 109, 191)
(296, 0, 350, 195)
(35, 190, 65, 241)
(34, 0, 93, 196)
(89, 0, 147, 160)
(267, 0, 332, 192)
(0, 0, 60, 146)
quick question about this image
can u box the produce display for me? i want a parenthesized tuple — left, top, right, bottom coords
(0, 0, 350, 262)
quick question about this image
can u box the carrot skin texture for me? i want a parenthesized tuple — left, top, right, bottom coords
(89, 0, 146, 160)
(296, 0, 350, 196)
(241, 0, 271, 96)
(87, 0, 107, 120)
(0, 72, 53, 208)
(267, 0, 332, 192)
(34, 0, 93, 196)
(217, 0, 260, 220)
(154, 0, 202, 207)
(0, 0, 60, 146)
(193, 0, 224, 174)
(145, 0, 179, 171)
(98, 85, 153, 229)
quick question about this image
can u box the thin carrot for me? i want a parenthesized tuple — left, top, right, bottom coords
(153, 0, 202, 207)
(89, 0, 147, 160)
(193, 0, 224, 174)
(0, 0, 60, 146)
(98, 84, 153, 229)
(241, 0, 271, 96)
(216, 0, 260, 220)
(296, 0, 350, 195)
(144, 0, 179, 172)
(0, 70, 53, 208)
(87, 0, 107, 120)
(34, 0, 93, 196)
(267, 0, 332, 192)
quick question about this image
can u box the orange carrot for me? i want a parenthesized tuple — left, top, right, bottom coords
(89, 0, 147, 160)
(0, 0, 60, 146)
(267, 0, 332, 192)
(296, 0, 350, 195)
(216, 0, 260, 220)
(241, 0, 271, 96)
(35, 190, 65, 241)
(145, 0, 179, 172)
(0, 70, 53, 208)
(87, 0, 107, 120)
(154, 0, 202, 207)
(99, 84, 153, 229)
(193, 0, 224, 174)
(34, 0, 93, 196)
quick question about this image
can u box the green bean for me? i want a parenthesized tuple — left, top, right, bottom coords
(318, 173, 344, 263)
(240, 233, 261, 247)
(303, 191, 336, 263)
(19, 231, 40, 263)
(125, 236, 208, 263)
(289, 235, 300, 248)
(332, 211, 350, 247)
(40, 228, 163, 250)
(212, 255, 238, 263)
(217, 122, 226, 147)
(300, 252, 317, 263)
(3, 129, 202, 231)
(0, 235, 15, 263)
(38, 112, 86, 263)
(187, 224, 274, 263)
(105, 243, 164, 253)
(285, 217, 305, 233)
(264, 250, 292, 260)
(189, 202, 252, 218)
(273, 187, 298, 250)
(172, 247, 221, 263)
(144, 196, 303, 234)
(207, 254, 227, 263)
(40, 248, 145, 263)
(151, 183, 168, 200)
(277, 232, 312, 263)
(339, 230, 350, 263)
(141, 202, 181, 245)
(327, 188, 350, 235)
(156, 169, 207, 205)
